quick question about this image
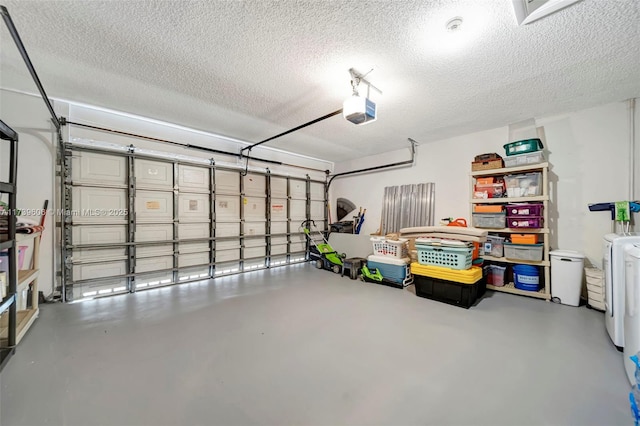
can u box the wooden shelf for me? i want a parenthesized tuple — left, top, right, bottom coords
(470, 195, 548, 204)
(482, 255, 550, 266)
(471, 162, 549, 177)
(17, 269, 39, 293)
(470, 161, 550, 301)
(487, 283, 550, 300)
(0, 308, 39, 344)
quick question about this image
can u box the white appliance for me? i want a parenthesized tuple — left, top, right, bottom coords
(604, 233, 640, 349)
(624, 244, 640, 384)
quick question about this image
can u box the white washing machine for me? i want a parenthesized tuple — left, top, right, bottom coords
(604, 233, 640, 350)
(624, 244, 640, 384)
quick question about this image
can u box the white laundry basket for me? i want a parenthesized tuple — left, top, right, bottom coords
(550, 250, 585, 306)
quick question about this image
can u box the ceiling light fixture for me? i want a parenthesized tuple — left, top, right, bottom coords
(343, 68, 382, 125)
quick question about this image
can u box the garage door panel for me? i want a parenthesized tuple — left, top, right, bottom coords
(178, 165, 209, 193)
(310, 182, 325, 200)
(135, 223, 173, 242)
(136, 190, 173, 222)
(71, 187, 128, 224)
(135, 271, 174, 289)
(71, 152, 127, 187)
(271, 177, 287, 198)
(178, 193, 210, 222)
(215, 222, 240, 237)
(290, 233, 306, 244)
(137, 243, 173, 258)
(135, 159, 173, 190)
(178, 223, 210, 239)
(270, 199, 287, 220)
(73, 260, 127, 281)
(216, 240, 241, 251)
(244, 221, 265, 236)
(244, 197, 266, 221)
(290, 200, 307, 221)
(271, 244, 287, 255)
(214, 262, 240, 275)
(270, 255, 288, 265)
(310, 201, 325, 219)
(136, 256, 174, 273)
(72, 248, 127, 263)
(216, 170, 240, 194)
(179, 242, 210, 253)
(270, 221, 288, 235)
(245, 236, 266, 248)
(216, 249, 240, 262)
(271, 236, 287, 245)
(72, 224, 127, 245)
(178, 252, 209, 268)
(290, 179, 306, 199)
(74, 279, 128, 299)
(215, 195, 240, 221)
(243, 173, 266, 196)
(290, 242, 306, 253)
(244, 246, 266, 259)
(178, 266, 211, 281)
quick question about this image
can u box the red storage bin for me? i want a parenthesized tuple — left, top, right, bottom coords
(506, 203, 543, 216)
(506, 216, 543, 229)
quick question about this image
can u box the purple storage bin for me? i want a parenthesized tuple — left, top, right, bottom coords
(507, 216, 543, 229)
(506, 203, 543, 217)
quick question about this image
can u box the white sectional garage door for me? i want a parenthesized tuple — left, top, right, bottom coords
(64, 146, 325, 301)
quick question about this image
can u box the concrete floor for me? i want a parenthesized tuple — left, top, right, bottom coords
(0, 263, 632, 425)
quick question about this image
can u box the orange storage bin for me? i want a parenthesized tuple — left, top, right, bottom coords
(476, 177, 495, 185)
(474, 205, 504, 213)
(511, 234, 539, 244)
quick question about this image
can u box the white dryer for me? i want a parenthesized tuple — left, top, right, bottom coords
(624, 244, 640, 384)
(604, 232, 640, 350)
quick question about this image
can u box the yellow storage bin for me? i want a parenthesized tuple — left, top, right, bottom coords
(410, 263, 483, 284)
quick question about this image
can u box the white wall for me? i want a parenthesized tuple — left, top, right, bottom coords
(332, 100, 638, 267)
(0, 89, 56, 296)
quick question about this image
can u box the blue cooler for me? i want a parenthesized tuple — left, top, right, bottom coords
(366, 255, 411, 284)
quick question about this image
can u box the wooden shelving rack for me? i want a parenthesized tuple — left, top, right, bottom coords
(471, 162, 551, 300)
(0, 232, 41, 344)
(0, 119, 18, 371)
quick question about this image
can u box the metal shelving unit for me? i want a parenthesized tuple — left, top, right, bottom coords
(471, 161, 551, 300)
(0, 119, 18, 370)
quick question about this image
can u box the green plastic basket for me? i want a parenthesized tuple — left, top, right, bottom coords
(503, 139, 543, 156)
(415, 243, 473, 270)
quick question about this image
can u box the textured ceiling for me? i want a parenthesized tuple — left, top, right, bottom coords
(1, 0, 639, 162)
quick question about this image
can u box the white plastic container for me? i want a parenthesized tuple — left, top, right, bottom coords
(370, 237, 409, 259)
(550, 250, 585, 306)
(585, 267, 605, 309)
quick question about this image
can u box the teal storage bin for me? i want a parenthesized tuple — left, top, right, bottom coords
(503, 138, 543, 156)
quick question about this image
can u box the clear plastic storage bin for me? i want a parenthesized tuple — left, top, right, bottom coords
(472, 212, 506, 229)
(503, 243, 544, 261)
(503, 151, 545, 168)
(484, 235, 505, 257)
(504, 172, 542, 197)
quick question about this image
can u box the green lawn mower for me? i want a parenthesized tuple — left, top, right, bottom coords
(301, 219, 345, 273)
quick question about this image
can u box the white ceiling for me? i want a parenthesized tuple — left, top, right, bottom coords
(1, 0, 639, 162)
